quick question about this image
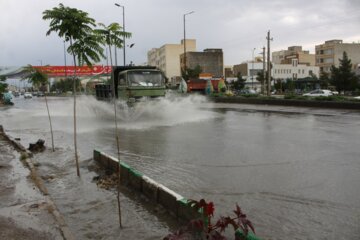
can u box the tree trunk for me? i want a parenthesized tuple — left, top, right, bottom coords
(109, 43, 122, 228)
(70, 38, 80, 177)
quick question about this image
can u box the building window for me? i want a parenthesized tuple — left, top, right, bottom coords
(292, 59, 298, 67)
(324, 58, 334, 64)
(324, 49, 333, 55)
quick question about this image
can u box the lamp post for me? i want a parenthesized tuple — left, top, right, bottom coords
(183, 11, 194, 76)
(115, 3, 126, 66)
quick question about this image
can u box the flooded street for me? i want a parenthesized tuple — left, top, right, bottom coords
(1, 94, 360, 239)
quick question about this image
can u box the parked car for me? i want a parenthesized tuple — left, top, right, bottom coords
(331, 90, 339, 95)
(302, 89, 333, 97)
(237, 89, 257, 95)
(37, 91, 45, 97)
(24, 92, 32, 99)
(354, 96, 360, 100)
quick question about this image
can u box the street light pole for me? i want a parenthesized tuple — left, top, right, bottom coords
(183, 11, 194, 76)
(115, 3, 125, 66)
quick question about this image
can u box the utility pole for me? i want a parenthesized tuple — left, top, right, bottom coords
(266, 31, 273, 96)
(252, 48, 255, 89)
(262, 46, 266, 95)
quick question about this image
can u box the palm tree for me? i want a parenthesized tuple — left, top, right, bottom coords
(43, 4, 104, 177)
(95, 22, 131, 228)
(22, 65, 55, 152)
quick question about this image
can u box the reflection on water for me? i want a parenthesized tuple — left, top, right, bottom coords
(1, 95, 360, 239)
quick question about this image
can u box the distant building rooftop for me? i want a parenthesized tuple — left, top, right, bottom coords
(324, 39, 343, 44)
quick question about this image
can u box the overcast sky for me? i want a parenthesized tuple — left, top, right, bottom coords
(1, 0, 360, 67)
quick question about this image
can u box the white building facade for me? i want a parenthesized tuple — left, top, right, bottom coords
(272, 59, 319, 81)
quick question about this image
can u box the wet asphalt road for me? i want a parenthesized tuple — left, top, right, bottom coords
(1, 94, 360, 239)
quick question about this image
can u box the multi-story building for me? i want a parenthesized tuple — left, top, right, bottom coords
(232, 56, 319, 90)
(224, 65, 234, 78)
(272, 59, 319, 80)
(180, 48, 224, 78)
(147, 39, 196, 81)
(315, 39, 360, 73)
(272, 46, 315, 66)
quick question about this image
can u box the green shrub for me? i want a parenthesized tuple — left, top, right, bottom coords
(284, 94, 309, 100)
(20, 152, 28, 161)
(314, 95, 347, 101)
(241, 94, 259, 98)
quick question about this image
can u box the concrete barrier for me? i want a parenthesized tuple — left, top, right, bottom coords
(93, 150, 261, 240)
(93, 149, 201, 221)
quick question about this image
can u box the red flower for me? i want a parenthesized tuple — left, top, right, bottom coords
(206, 202, 215, 217)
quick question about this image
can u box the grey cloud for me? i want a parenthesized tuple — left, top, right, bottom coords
(1, 0, 359, 66)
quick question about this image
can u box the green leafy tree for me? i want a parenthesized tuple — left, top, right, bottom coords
(95, 22, 131, 67)
(50, 78, 81, 93)
(68, 33, 104, 67)
(256, 70, 274, 94)
(43, 3, 104, 177)
(330, 51, 359, 93)
(182, 65, 202, 80)
(318, 71, 329, 89)
(284, 79, 295, 93)
(231, 72, 246, 90)
(22, 65, 55, 151)
(0, 76, 8, 98)
(256, 71, 265, 94)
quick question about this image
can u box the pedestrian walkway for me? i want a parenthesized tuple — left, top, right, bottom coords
(0, 133, 64, 240)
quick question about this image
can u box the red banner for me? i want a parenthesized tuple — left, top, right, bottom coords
(33, 65, 112, 77)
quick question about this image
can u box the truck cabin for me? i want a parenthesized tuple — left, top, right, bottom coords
(113, 66, 166, 100)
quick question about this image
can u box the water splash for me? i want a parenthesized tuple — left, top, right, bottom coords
(12, 93, 217, 133)
(114, 92, 218, 129)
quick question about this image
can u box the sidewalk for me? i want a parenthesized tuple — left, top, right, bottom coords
(0, 131, 67, 240)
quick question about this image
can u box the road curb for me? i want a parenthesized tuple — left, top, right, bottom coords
(212, 96, 360, 110)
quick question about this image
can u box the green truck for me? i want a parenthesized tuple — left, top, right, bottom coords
(95, 66, 166, 103)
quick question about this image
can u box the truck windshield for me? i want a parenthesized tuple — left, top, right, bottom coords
(128, 71, 163, 87)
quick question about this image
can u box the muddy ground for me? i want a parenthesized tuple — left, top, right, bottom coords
(0, 132, 65, 240)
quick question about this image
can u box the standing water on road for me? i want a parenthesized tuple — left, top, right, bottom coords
(1, 94, 360, 239)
